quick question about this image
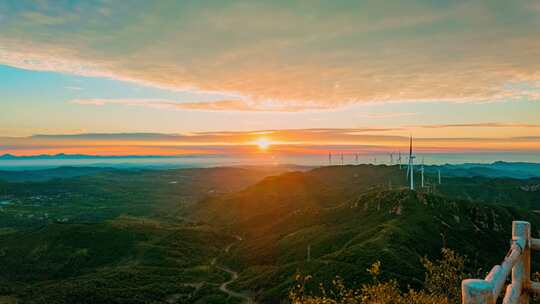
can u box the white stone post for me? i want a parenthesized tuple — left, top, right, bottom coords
(503, 221, 530, 304)
(462, 221, 531, 304)
(462, 279, 495, 304)
(513, 221, 530, 304)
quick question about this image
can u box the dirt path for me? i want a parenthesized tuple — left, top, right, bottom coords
(215, 235, 255, 304)
(168, 235, 255, 304)
(216, 265, 253, 303)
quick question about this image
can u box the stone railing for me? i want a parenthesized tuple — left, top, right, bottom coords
(462, 221, 540, 303)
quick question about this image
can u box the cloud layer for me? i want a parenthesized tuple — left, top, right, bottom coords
(69, 98, 318, 112)
(2, 127, 540, 156)
(1, 1, 540, 111)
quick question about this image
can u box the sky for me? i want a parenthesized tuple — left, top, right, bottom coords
(0, 0, 539, 158)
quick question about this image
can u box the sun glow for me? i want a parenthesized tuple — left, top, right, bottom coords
(255, 137, 271, 150)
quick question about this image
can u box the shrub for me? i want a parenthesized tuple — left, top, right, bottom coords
(290, 248, 466, 304)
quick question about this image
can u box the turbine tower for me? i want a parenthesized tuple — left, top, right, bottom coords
(398, 152, 402, 169)
(438, 169, 442, 185)
(421, 157, 425, 188)
(341, 153, 344, 166)
(408, 136, 415, 190)
(390, 153, 394, 165)
(329, 152, 332, 165)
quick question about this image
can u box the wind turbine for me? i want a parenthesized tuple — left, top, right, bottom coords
(341, 153, 344, 166)
(398, 152, 402, 169)
(421, 157, 425, 188)
(438, 169, 442, 185)
(390, 153, 394, 165)
(328, 152, 332, 165)
(407, 136, 415, 190)
(355, 153, 359, 164)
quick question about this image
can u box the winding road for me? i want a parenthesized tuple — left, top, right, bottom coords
(166, 235, 255, 304)
(215, 235, 255, 304)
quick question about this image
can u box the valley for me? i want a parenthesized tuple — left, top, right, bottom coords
(0, 164, 539, 303)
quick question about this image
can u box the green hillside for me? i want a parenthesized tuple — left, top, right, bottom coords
(0, 217, 236, 304)
(0, 167, 290, 228)
(193, 165, 405, 226)
(1, 165, 540, 303)
(0, 167, 285, 303)
(193, 165, 540, 302)
(433, 176, 540, 209)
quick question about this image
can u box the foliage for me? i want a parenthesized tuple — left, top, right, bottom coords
(2, 165, 540, 303)
(289, 248, 469, 304)
(421, 248, 468, 303)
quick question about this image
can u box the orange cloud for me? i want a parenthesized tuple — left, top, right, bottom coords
(2, 128, 540, 156)
(70, 98, 321, 112)
(410, 123, 540, 129)
(1, 2, 540, 110)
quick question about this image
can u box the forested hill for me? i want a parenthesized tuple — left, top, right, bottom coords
(2, 164, 540, 303)
(193, 165, 540, 302)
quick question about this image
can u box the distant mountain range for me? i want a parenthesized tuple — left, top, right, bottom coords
(0, 164, 313, 182)
(2, 154, 539, 179)
(0, 166, 118, 182)
(425, 161, 540, 179)
(0, 153, 203, 160)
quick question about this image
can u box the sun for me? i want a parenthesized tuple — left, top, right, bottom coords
(255, 137, 271, 151)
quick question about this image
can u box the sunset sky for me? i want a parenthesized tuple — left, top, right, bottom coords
(1, 1, 539, 157)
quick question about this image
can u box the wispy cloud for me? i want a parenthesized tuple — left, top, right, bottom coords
(357, 112, 418, 119)
(411, 123, 540, 129)
(1, 1, 539, 110)
(70, 98, 329, 112)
